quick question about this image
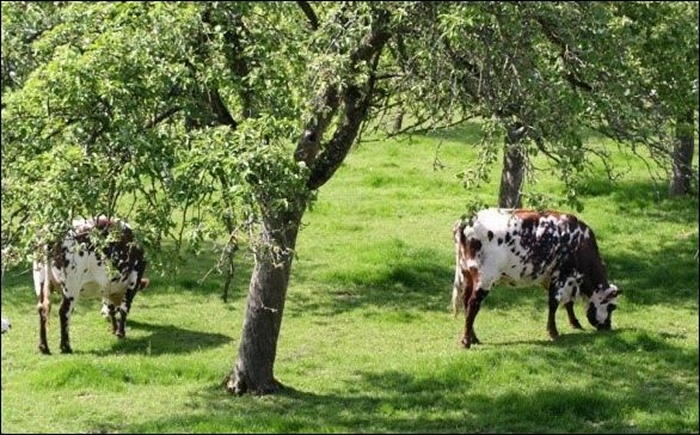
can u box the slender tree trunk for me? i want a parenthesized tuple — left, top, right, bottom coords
(498, 124, 527, 208)
(223, 205, 304, 395)
(669, 110, 695, 197)
(392, 109, 404, 134)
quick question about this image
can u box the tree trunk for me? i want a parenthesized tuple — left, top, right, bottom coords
(669, 111, 695, 197)
(392, 109, 404, 134)
(223, 205, 304, 395)
(222, 6, 390, 396)
(498, 124, 527, 208)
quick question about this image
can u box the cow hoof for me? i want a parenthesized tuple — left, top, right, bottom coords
(115, 332, 125, 339)
(460, 338, 474, 349)
(548, 331, 559, 340)
(39, 346, 51, 355)
(570, 322, 583, 330)
(60, 345, 73, 354)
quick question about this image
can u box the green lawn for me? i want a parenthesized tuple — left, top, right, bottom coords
(2, 123, 698, 433)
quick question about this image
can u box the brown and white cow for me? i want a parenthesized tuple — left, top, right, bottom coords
(33, 216, 148, 354)
(452, 208, 620, 348)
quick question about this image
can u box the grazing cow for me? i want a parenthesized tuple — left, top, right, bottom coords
(452, 208, 620, 348)
(33, 216, 149, 354)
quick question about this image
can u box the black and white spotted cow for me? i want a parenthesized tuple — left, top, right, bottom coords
(452, 208, 620, 348)
(33, 216, 149, 354)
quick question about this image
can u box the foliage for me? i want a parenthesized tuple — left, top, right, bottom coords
(1, 2, 311, 271)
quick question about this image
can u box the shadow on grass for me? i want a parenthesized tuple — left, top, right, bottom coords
(288, 241, 456, 317)
(417, 120, 486, 145)
(125, 328, 697, 433)
(86, 320, 232, 357)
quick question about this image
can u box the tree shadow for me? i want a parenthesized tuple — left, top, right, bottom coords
(86, 320, 232, 357)
(287, 242, 456, 317)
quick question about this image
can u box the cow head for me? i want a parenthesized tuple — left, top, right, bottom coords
(586, 284, 620, 330)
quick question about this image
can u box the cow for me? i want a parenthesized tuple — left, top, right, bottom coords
(33, 215, 149, 354)
(452, 208, 620, 348)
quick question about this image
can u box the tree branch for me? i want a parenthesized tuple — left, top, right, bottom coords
(144, 106, 181, 129)
(306, 26, 391, 190)
(296, 1, 319, 31)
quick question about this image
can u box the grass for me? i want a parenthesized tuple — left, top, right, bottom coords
(1, 121, 698, 433)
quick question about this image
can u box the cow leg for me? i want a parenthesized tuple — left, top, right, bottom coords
(35, 265, 52, 355)
(463, 284, 488, 348)
(460, 270, 478, 347)
(58, 293, 75, 354)
(115, 305, 127, 339)
(114, 277, 140, 339)
(105, 303, 119, 335)
(547, 286, 560, 339)
(37, 294, 51, 355)
(564, 301, 583, 330)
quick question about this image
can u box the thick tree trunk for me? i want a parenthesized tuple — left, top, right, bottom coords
(498, 124, 527, 208)
(669, 111, 695, 197)
(223, 206, 303, 395)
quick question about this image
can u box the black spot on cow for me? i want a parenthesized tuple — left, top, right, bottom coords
(469, 239, 482, 254)
(497, 238, 503, 246)
(505, 232, 512, 244)
(561, 232, 571, 244)
(487, 231, 494, 241)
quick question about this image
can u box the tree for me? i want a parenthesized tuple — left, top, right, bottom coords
(386, 2, 698, 209)
(1, 1, 404, 395)
(616, 2, 698, 197)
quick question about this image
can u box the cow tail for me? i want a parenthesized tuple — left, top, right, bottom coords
(452, 284, 462, 318)
(452, 219, 468, 319)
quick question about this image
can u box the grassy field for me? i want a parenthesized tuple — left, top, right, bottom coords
(1, 123, 698, 433)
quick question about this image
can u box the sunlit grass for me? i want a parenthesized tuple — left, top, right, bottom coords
(2, 122, 697, 433)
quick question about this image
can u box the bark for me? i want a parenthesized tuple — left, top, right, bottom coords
(498, 124, 527, 208)
(669, 111, 695, 197)
(223, 206, 303, 395)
